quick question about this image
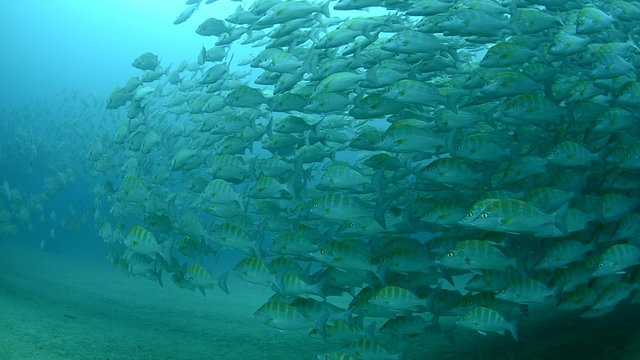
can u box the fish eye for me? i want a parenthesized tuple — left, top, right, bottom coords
(597, 263, 603, 268)
(446, 251, 454, 257)
(320, 248, 326, 254)
(501, 288, 509, 293)
(481, 213, 488, 218)
(467, 212, 473, 217)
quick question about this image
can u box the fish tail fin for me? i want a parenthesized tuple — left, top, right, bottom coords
(553, 202, 570, 235)
(445, 127, 460, 154)
(315, 311, 330, 340)
(626, 28, 640, 52)
(373, 208, 388, 231)
(509, 1, 522, 35)
(425, 283, 443, 315)
(285, 175, 301, 201)
(320, 0, 331, 18)
(252, 225, 265, 260)
(218, 271, 230, 294)
(513, 249, 531, 277)
(509, 319, 520, 341)
(374, 261, 392, 284)
(341, 307, 356, 327)
(508, 0, 518, 16)
(160, 238, 174, 261)
(301, 49, 317, 76)
(155, 269, 164, 287)
(552, 282, 563, 303)
(365, 321, 377, 340)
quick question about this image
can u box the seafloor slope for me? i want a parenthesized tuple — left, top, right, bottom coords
(1, 238, 639, 360)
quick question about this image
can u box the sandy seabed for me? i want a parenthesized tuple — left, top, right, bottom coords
(1, 238, 640, 360)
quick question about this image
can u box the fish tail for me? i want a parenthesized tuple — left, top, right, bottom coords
(509, 319, 520, 341)
(218, 271, 230, 294)
(553, 202, 570, 235)
(319, 0, 331, 18)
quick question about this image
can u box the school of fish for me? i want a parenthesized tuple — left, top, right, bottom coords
(0, 92, 101, 251)
(2, 0, 640, 359)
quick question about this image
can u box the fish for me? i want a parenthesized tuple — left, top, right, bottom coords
(124, 225, 172, 260)
(437, 239, 517, 271)
(534, 239, 595, 270)
(174, 3, 199, 25)
(131, 52, 160, 71)
(592, 244, 640, 277)
(344, 337, 404, 360)
(254, 300, 324, 333)
(459, 198, 569, 236)
(496, 278, 556, 305)
(457, 306, 518, 341)
(368, 285, 429, 312)
(183, 264, 229, 295)
(234, 256, 273, 286)
(256, 1, 331, 27)
(196, 18, 229, 36)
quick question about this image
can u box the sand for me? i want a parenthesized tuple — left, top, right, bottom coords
(1, 238, 640, 360)
(0, 240, 332, 360)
